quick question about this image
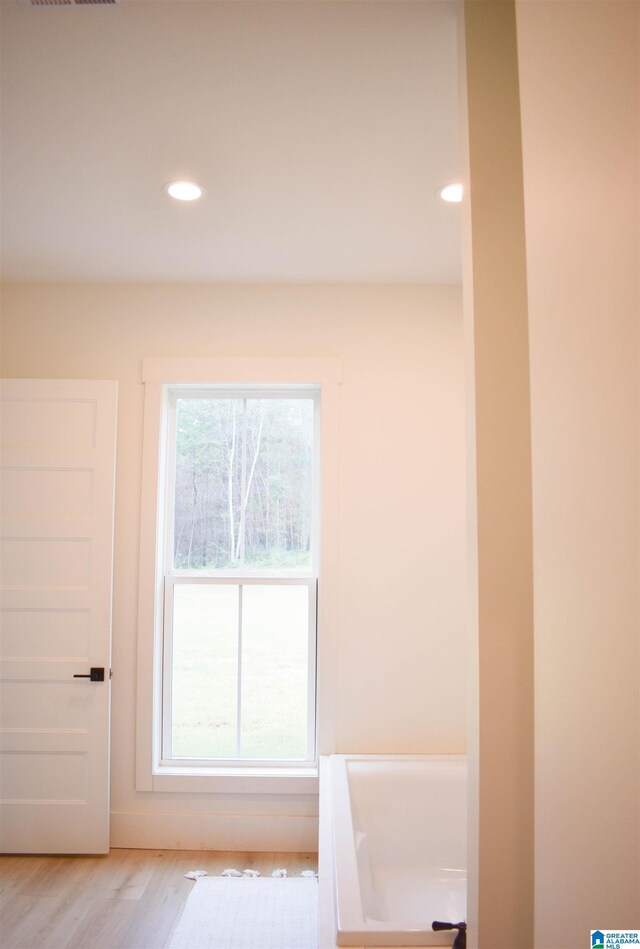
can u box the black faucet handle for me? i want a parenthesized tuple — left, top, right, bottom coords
(432, 921, 467, 949)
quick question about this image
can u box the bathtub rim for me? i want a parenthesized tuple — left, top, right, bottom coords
(330, 753, 467, 947)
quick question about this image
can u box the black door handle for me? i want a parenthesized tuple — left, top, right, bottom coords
(73, 667, 105, 682)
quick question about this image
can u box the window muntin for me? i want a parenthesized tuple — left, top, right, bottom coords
(160, 387, 318, 768)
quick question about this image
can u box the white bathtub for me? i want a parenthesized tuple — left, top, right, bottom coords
(328, 755, 467, 947)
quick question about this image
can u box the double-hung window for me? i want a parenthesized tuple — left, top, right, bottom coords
(160, 386, 319, 769)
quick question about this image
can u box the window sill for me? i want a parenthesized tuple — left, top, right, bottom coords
(150, 766, 319, 795)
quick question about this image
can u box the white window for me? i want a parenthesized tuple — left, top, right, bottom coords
(136, 357, 340, 793)
(160, 387, 319, 768)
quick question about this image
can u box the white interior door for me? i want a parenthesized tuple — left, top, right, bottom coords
(0, 379, 117, 854)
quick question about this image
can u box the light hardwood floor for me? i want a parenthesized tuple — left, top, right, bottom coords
(0, 848, 318, 949)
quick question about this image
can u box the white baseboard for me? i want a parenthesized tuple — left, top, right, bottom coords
(110, 810, 319, 853)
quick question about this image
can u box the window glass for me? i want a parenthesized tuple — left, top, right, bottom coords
(243, 399, 313, 569)
(240, 584, 309, 759)
(173, 397, 314, 571)
(174, 398, 243, 570)
(164, 389, 318, 766)
(171, 583, 238, 758)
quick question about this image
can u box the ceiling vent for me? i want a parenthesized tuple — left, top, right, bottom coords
(28, 0, 118, 6)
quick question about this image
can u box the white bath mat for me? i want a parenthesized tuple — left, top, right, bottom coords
(168, 877, 318, 949)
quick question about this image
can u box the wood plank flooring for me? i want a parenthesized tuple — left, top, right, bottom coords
(0, 849, 318, 949)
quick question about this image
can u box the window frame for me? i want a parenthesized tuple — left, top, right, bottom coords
(136, 357, 341, 794)
(161, 576, 318, 767)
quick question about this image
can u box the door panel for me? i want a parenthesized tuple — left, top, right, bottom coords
(0, 379, 117, 854)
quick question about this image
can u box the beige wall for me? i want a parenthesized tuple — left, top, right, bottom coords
(0, 282, 467, 847)
(516, 2, 640, 945)
(461, 3, 534, 945)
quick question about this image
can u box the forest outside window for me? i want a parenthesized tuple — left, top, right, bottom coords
(160, 386, 319, 768)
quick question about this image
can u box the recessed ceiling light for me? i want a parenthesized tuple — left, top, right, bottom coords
(438, 183, 463, 203)
(166, 180, 203, 202)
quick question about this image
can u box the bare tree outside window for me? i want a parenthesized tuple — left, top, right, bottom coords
(173, 398, 313, 570)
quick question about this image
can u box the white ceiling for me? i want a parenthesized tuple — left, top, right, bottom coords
(0, 0, 462, 284)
